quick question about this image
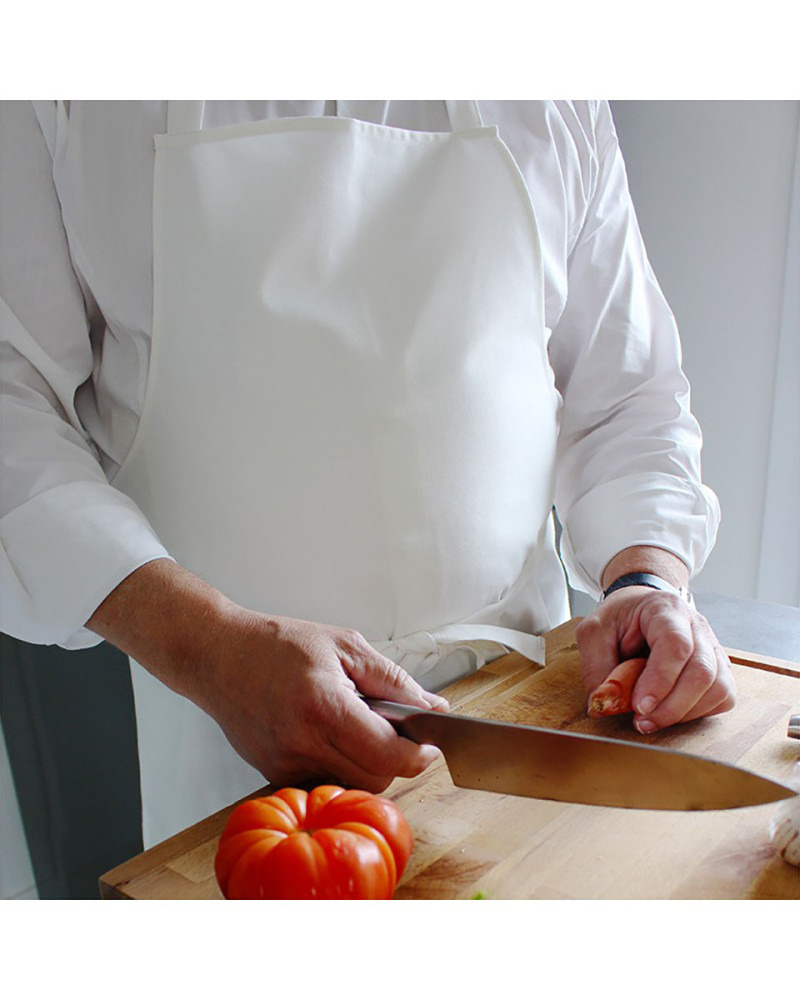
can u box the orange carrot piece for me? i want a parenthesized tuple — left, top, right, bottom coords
(588, 657, 648, 718)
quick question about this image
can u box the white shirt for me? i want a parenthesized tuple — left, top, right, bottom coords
(0, 100, 720, 648)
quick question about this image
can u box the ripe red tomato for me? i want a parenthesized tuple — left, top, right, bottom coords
(214, 785, 413, 899)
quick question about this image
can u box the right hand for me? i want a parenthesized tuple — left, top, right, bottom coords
(88, 559, 448, 793)
(198, 609, 448, 792)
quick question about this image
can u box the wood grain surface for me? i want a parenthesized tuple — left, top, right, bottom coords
(99, 619, 800, 900)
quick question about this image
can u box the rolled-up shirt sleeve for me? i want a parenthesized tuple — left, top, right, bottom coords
(1, 101, 169, 648)
(550, 101, 720, 597)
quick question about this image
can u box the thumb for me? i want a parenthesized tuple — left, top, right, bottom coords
(349, 652, 450, 712)
(575, 615, 625, 694)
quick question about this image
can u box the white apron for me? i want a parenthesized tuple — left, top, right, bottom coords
(113, 100, 568, 847)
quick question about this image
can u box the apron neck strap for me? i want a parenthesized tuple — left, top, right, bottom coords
(333, 101, 483, 132)
(167, 101, 204, 133)
(165, 100, 484, 134)
(445, 101, 484, 131)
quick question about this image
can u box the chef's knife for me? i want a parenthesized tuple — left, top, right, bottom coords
(366, 698, 797, 811)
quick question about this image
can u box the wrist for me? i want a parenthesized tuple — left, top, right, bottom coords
(601, 545, 689, 591)
(601, 571, 694, 606)
(87, 558, 242, 702)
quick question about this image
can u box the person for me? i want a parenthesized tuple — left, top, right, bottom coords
(1, 100, 735, 848)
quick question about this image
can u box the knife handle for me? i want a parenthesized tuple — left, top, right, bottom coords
(363, 697, 425, 723)
(789, 715, 800, 740)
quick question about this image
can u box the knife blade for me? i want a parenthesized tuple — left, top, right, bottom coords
(366, 698, 797, 811)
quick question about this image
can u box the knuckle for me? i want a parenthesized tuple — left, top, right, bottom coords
(340, 627, 365, 645)
(715, 666, 737, 706)
(387, 660, 413, 687)
(378, 656, 416, 693)
(644, 594, 688, 626)
(689, 653, 718, 686)
(715, 644, 733, 670)
(659, 629, 694, 661)
(575, 615, 601, 642)
(704, 687, 737, 718)
(692, 610, 714, 635)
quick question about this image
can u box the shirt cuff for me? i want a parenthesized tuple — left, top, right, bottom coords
(1, 481, 172, 648)
(558, 473, 721, 599)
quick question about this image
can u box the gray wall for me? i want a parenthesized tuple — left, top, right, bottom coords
(610, 101, 799, 606)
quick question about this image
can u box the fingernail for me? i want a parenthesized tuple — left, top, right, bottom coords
(635, 719, 657, 734)
(637, 696, 656, 715)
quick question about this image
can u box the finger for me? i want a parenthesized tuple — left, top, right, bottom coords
(629, 597, 696, 715)
(345, 646, 450, 711)
(329, 735, 440, 793)
(267, 698, 440, 794)
(264, 746, 399, 796)
(633, 622, 724, 731)
(575, 613, 626, 694)
(328, 689, 441, 782)
(646, 646, 737, 728)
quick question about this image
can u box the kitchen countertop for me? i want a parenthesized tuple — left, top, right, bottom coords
(693, 591, 799, 662)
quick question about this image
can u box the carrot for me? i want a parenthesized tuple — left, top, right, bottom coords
(587, 657, 648, 718)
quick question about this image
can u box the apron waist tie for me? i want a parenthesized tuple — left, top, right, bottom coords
(369, 623, 545, 681)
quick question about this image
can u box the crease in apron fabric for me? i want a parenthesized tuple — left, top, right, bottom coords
(113, 100, 567, 847)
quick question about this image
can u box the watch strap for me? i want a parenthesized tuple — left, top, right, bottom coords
(602, 572, 694, 605)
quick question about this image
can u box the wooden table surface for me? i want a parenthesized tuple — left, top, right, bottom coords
(100, 618, 800, 900)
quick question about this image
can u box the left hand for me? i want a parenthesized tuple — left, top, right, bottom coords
(576, 586, 736, 733)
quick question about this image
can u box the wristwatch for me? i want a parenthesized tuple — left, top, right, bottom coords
(601, 572, 695, 607)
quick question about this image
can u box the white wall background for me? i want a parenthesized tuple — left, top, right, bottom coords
(610, 101, 799, 607)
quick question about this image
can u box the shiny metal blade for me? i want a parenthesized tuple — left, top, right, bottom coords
(366, 699, 797, 811)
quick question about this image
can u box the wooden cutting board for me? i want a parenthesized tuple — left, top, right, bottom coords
(99, 618, 800, 899)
